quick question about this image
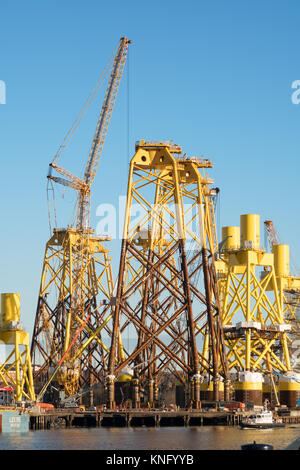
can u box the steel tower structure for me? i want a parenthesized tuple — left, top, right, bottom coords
(106, 141, 229, 409)
(264, 220, 300, 373)
(264, 220, 300, 336)
(216, 216, 292, 376)
(0, 294, 35, 402)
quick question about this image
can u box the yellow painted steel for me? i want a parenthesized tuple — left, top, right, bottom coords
(279, 381, 300, 391)
(122, 141, 219, 275)
(107, 140, 227, 406)
(31, 228, 114, 397)
(222, 226, 240, 251)
(1, 293, 20, 328)
(262, 383, 272, 393)
(217, 214, 292, 376)
(0, 294, 35, 402)
(263, 220, 300, 351)
(234, 381, 263, 391)
(200, 380, 224, 392)
(273, 244, 290, 277)
(240, 214, 260, 250)
(117, 374, 133, 383)
(32, 38, 130, 400)
(263, 230, 300, 370)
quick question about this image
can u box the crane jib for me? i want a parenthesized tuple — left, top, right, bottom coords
(83, 40, 129, 188)
(48, 37, 130, 231)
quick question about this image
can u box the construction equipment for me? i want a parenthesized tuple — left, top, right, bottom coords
(48, 37, 131, 231)
(264, 219, 300, 276)
(264, 220, 279, 252)
(31, 37, 131, 402)
(58, 383, 100, 408)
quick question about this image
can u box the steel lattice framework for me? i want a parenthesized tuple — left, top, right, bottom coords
(31, 228, 114, 397)
(216, 237, 292, 374)
(264, 220, 300, 344)
(106, 141, 229, 409)
(0, 329, 36, 402)
(31, 38, 130, 400)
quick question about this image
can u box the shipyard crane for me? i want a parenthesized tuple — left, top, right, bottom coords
(264, 220, 280, 251)
(31, 37, 131, 401)
(48, 36, 131, 230)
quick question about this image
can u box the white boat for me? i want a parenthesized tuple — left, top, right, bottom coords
(240, 409, 285, 429)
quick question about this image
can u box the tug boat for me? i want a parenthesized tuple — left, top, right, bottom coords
(240, 409, 285, 429)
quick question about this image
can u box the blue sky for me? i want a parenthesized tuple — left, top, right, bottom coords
(1, 0, 300, 333)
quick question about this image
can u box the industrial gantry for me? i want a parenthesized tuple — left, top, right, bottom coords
(106, 140, 229, 409)
(30, 37, 130, 402)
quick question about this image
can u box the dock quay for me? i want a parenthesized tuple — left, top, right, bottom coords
(29, 409, 247, 430)
(28, 407, 300, 430)
(29, 409, 242, 430)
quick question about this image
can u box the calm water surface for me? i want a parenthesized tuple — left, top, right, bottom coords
(0, 425, 300, 450)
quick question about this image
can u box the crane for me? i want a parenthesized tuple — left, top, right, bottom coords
(264, 220, 280, 251)
(264, 219, 300, 274)
(48, 36, 131, 230)
(31, 37, 131, 402)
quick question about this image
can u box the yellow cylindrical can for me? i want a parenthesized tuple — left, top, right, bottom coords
(222, 226, 240, 250)
(279, 372, 300, 407)
(272, 244, 290, 277)
(117, 374, 133, 383)
(0, 293, 20, 328)
(234, 372, 263, 405)
(240, 214, 260, 250)
(200, 376, 224, 400)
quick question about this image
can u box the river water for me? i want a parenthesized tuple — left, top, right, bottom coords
(0, 424, 300, 450)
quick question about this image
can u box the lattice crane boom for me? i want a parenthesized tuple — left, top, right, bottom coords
(264, 219, 300, 277)
(84, 37, 130, 187)
(264, 220, 279, 250)
(48, 36, 131, 230)
(33, 37, 131, 399)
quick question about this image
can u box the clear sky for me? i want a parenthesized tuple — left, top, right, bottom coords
(1, 0, 300, 334)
